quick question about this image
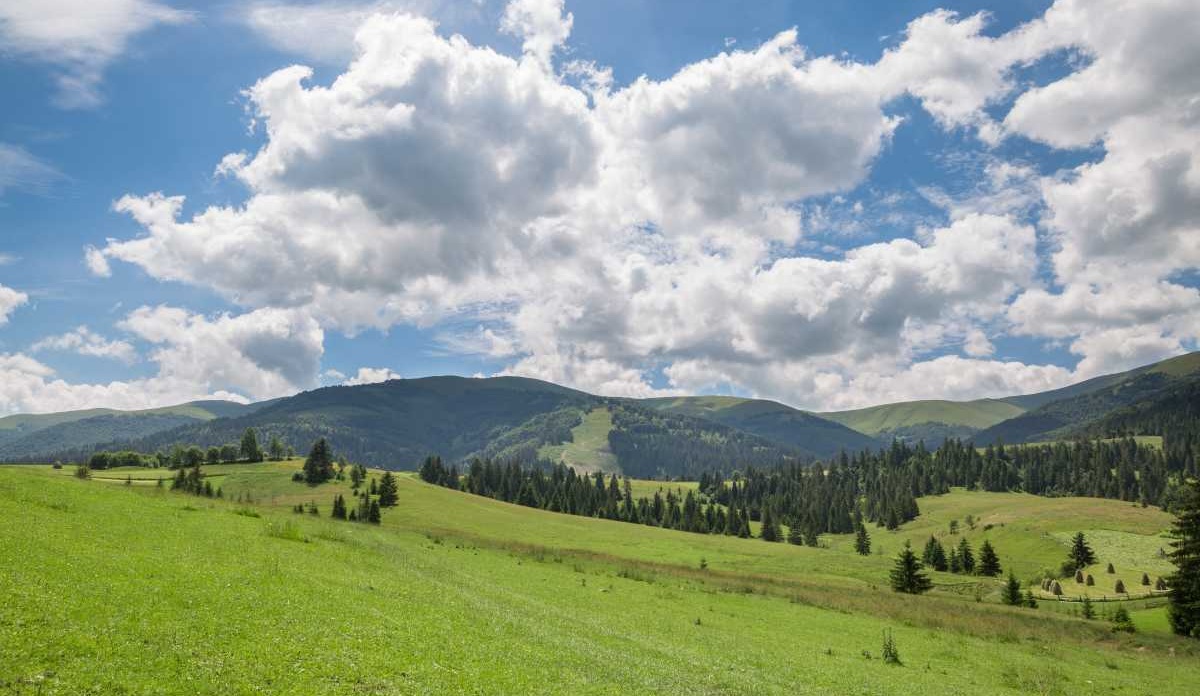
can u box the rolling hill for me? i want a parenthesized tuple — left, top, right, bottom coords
(0, 400, 262, 461)
(4, 463, 1196, 693)
(640, 396, 878, 458)
(820, 399, 1025, 443)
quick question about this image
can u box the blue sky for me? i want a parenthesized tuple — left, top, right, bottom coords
(0, 0, 1196, 414)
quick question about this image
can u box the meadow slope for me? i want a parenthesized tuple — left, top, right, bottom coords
(2, 464, 1197, 695)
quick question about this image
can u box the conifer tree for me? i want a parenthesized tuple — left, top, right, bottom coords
(377, 471, 399, 507)
(957, 538, 975, 574)
(948, 547, 961, 574)
(1024, 588, 1039, 608)
(1111, 606, 1135, 633)
(239, 428, 263, 463)
(889, 541, 932, 594)
(302, 438, 335, 484)
(1003, 571, 1023, 606)
(854, 522, 871, 556)
(1167, 482, 1200, 638)
(368, 500, 381, 524)
(1081, 596, 1095, 620)
(786, 522, 803, 546)
(922, 536, 947, 571)
(1068, 531, 1096, 570)
(760, 507, 780, 542)
(978, 540, 1001, 577)
(331, 494, 347, 520)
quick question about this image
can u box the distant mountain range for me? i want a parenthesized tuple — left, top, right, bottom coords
(3, 352, 1198, 475)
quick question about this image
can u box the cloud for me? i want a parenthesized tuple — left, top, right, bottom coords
(0, 0, 192, 108)
(343, 366, 401, 385)
(84, 245, 112, 277)
(31, 326, 137, 363)
(0, 143, 60, 195)
(0, 284, 28, 325)
(87, 0, 1200, 409)
(0, 305, 323, 415)
(500, 0, 572, 67)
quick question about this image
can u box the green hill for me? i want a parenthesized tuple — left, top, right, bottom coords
(641, 396, 878, 458)
(3, 464, 1196, 694)
(0, 400, 258, 461)
(820, 399, 1025, 442)
(977, 353, 1200, 444)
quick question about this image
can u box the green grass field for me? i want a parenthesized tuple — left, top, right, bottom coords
(2, 463, 1197, 694)
(538, 407, 620, 473)
(821, 399, 1025, 435)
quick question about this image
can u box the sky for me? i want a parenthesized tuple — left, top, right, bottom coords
(0, 0, 1197, 416)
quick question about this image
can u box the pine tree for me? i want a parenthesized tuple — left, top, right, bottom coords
(368, 500, 381, 524)
(948, 547, 961, 574)
(1081, 596, 1095, 620)
(331, 494, 347, 520)
(786, 522, 804, 546)
(1068, 531, 1096, 570)
(760, 507, 779, 542)
(889, 541, 932, 594)
(1167, 482, 1200, 638)
(978, 540, 1001, 577)
(957, 538, 975, 574)
(1003, 571, 1023, 606)
(377, 471, 399, 507)
(854, 522, 871, 556)
(1023, 588, 1039, 608)
(302, 438, 335, 484)
(239, 428, 263, 463)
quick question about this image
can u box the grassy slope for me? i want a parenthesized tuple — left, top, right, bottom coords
(538, 407, 620, 473)
(4, 465, 1198, 694)
(820, 399, 1025, 436)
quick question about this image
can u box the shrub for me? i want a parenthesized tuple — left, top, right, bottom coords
(1111, 606, 1136, 633)
(881, 630, 901, 666)
(74, 464, 90, 479)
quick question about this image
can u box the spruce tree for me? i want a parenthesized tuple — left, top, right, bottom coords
(889, 541, 932, 594)
(331, 494, 347, 520)
(786, 523, 803, 546)
(957, 538, 975, 574)
(1068, 531, 1096, 570)
(854, 522, 871, 556)
(1003, 571, 1023, 606)
(948, 547, 961, 574)
(978, 540, 1001, 577)
(760, 508, 779, 542)
(1081, 595, 1095, 620)
(302, 438, 335, 484)
(377, 471, 399, 507)
(1167, 482, 1200, 638)
(368, 500, 382, 524)
(1024, 588, 1039, 608)
(1111, 606, 1135, 633)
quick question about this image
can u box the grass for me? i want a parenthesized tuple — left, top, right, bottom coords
(821, 399, 1025, 435)
(2, 465, 1198, 694)
(538, 406, 620, 473)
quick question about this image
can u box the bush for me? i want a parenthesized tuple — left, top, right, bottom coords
(1111, 606, 1136, 633)
(73, 464, 90, 479)
(881, 630, 901, 666)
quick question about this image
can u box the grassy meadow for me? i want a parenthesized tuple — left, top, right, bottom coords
(2, 462, 1197, 694)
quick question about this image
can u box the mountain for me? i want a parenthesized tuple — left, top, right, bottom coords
(975, 352, 1200, 444)
(0, 400, 261, 462)
(640, 396, 878, 459)
(820, 399, 1025, 444)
